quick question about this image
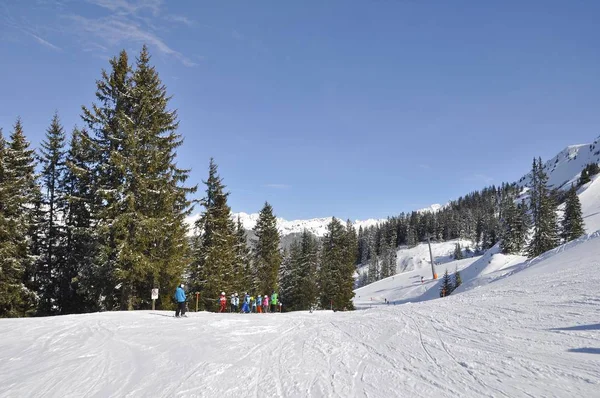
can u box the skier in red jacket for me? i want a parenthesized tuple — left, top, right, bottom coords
(219, 292, 227, 313)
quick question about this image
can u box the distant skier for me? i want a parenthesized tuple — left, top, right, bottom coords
(242, 293, 250, 313)
(251, 296, 257, 313)
(421, 276, 424, 284)
(257, 295, 262, 313)
(233, 292, 240, 312)
(219, 292, 227, 313)
(263, 295, 269, 313)
(270, 291, 278, 313)
(174, 284, 187, 318)
(230, 294, 235, 313)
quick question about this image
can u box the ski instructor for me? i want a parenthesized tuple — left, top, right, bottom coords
(174, 284, 187, 317)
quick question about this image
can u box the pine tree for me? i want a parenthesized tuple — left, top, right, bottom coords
(81, 49, 132, 310)
(345, 219, 358, 267)
(62, 128, 100, 313)
(278, 245, 296, 310)
(234, 216, 252, 292)
(453, 243, 463, 260)
(36, 113, 68, 315)
(527, 158, 559, 257)
(561, 185, 585, 242)
(319, 217, 355, 310)
(279, 230, 319, 311)
(116, 46, 196, 310)
(367, 254, 379, 284)
(500, 196, 528, 255)
(0, 120, 40, 317)
(81, 47, 196, 310)
(453, 268, 462, 291)
(253, 202, 282, 295)
(440, 269, 452, 297)
(191, 159, 236, 311)
(578, 168, 590, 186)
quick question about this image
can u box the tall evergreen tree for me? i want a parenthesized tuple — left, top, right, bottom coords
(36, 113, 68, 315)
(500, 197, 528, 255)
(191, 159, 236, 311)
(234, 216, 252, 292)
(527, 158, 559, 257)
(253, 202, 282, 295)
(319, 217, 355, 310)
(279, 230, 318, 311)
(0, 120, 40, 317)
(63, 128, 100, 313)
(81, 47, 196, 310)
(561, 185, 585, 242)
(367, 254, 379, 284)
(116, 46, 196, 310)
(81, 49, 132, 310)
(345, 219, 358, 268)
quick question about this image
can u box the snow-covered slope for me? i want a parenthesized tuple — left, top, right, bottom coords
(356, 238, 476, 280)
(355, 255, 480, 307)
(578, 174, 600, 233)
(518, 137, 600, 190)
(2, 232, 600, 397)
(356, 170, 600, 306)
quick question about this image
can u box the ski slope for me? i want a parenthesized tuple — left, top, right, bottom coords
(356, 238, 476, 281)
(354, 256, 480, 307)
(2, 234, 600, 397)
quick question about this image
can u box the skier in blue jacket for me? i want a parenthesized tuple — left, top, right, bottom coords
(174, 284, 187, 317)
(241, 293, 250, 313)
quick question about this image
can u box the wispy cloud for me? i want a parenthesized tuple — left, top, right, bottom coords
(67, 14, 197, 66)
(3, 0, 197, 65)
(85, 0, 163, 16)
(1, 2, 62, 51)
(21, 29, 62, 51)
(264, 184, 292, 189)
(65, 0, 197, 66)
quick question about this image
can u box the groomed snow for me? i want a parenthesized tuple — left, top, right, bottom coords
(2, 234, 599, 397)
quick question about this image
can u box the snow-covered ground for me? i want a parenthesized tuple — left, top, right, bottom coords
(2, 232, 600, 397)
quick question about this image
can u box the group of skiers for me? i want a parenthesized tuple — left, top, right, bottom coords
(219, 291, 281, 314)
(173, 284, 281, 318)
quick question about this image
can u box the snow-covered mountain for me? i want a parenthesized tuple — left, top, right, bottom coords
(517, 136, 600, 190)
(416, 203, 446, 213)
(186, 211, 385, 237)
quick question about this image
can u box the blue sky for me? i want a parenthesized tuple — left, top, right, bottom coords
(1, 0, 599, 220)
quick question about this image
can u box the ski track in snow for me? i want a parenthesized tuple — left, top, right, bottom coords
(2, 237, 600, 397)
